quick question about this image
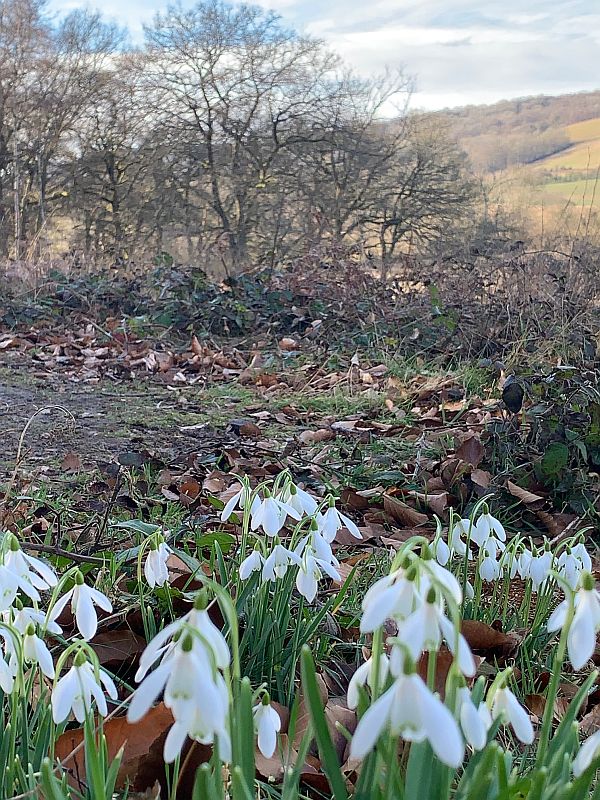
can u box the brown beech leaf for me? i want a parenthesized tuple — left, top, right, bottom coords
(298, 428, 335, 444)
(461, 620, 522, 659)
(506, 481, 545, 506)
(293, 673, 328, 750)
(409, 490, 449, 516)
(471, 469, 491, 488)
(524, 693, 546, 720)
(55, 703, 210, 792)
(536, 510, 579, 538)
(580, 703, 600, 736)
(255, 733, 297, 779)
(179, 478, 201, 500)
(90, 629, 146, 668)
(416, 648, 480, 699)
(61, 452, 83, 472)
(325, 701, 357, 762)
(383, 495, 428, 527)
(455, 434, 485, 467)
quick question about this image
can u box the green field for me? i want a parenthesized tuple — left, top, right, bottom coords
(525, 116, 600, 215)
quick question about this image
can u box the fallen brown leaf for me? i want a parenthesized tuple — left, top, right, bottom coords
(383, 495, 428, 527)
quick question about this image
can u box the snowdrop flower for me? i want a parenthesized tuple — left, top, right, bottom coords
(261, 544, 301, 582)
(499, 547, 518, 579)
(448, 519, 474, 557)
(253, 695, 281, 759)
(144, 539, 172, 588)
(421, 554, 463, 605)
(297, 523, 336, 564)
(239, 549, 264, 580)
(350, 667, 464, 766)
(516, 546, 531, 579)
(129, 634, 231, 763)
(135, 592, 230, 682)
(490, 684, 534, 744)
(295, 544, 341, 603)
(317, 503, 362, 543)
(398, 588, 476, 677)
(572, 541, 592, 573)
(347, 654, 390, 709)
(547, 572, 600, 670)
(5, 602, 62, 636)
(278, 482, 318, 517)
(456, 686, 491, 751)
(472, 512, 506, 546)
(164, 701, 231, 763)
(478, 536, 505, 582)
(573, 729, 600, 777)
(3, 535, 58, 592)
(50, 571, 112, 641)
(220, 482, 260, 522)
(52, 651, 118, 723)
(479, 553, 500, 582)
(529, 548, 554, 592)
(557, 547, 580, 590)
(0, 565, 25, 611)
(23, 623, 55, 679)
(251, 493, 301, 536)
(558, 544, 590, 590)
(360, 565, 422, 633)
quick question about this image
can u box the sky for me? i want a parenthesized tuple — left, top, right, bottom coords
(48, 0, 600, 111)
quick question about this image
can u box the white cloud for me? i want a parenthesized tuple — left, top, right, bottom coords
(48, 0, 599, 110)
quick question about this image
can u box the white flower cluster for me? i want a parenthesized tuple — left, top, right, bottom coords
(226, 478, 362, 603)
(128, 591, 282, 762)
(349, 548, 534, 766)
(434, 510, 591, 593)
(128, 593, 232, 762)
(0, 533, 115, 723)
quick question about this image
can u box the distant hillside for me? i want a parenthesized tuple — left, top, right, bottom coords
(429, 90, 600, 173)
(422, 91, 600, 230)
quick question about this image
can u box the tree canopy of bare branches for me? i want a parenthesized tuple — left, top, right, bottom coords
(0, 0, 473, 270)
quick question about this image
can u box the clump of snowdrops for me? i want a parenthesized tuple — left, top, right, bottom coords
(0, 474, 599, 800)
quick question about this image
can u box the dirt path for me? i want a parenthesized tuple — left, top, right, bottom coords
(0, 368, 226, 481)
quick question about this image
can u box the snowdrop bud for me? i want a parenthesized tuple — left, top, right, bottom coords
(433, 537, 450, 566)
(194, 589, 209, 611)
(23, 623, 55, 679)
(490, 683, 534, 744)
(457, 686, 491, 751)
(573, 729, 600, 776)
